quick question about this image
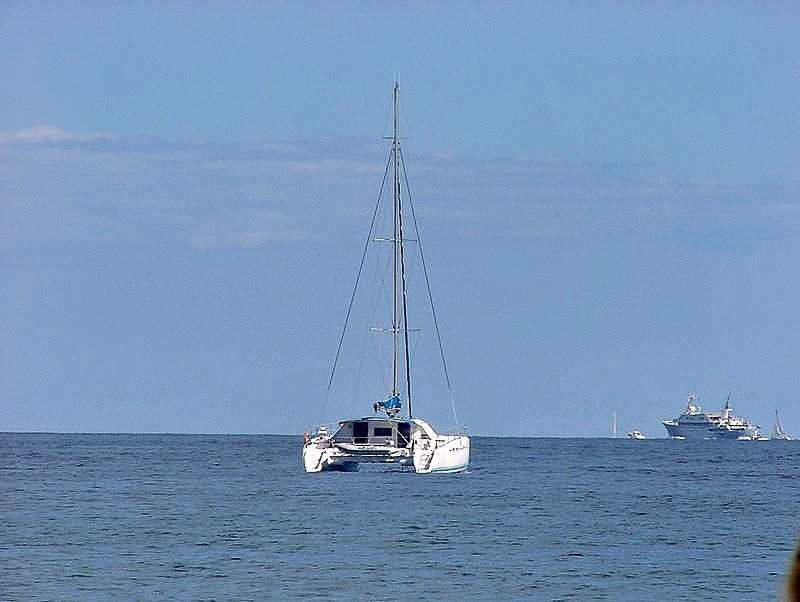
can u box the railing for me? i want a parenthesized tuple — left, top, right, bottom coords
(310, 424, 337, 438)
(438, 424, 469, 437)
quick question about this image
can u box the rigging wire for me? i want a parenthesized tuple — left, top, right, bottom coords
(319, 84, 460, 429)
(399, 146, 459, 426)
(319, 151, 393, 425)
(397, 170, 414, 417)
(366, 239, 393, 400)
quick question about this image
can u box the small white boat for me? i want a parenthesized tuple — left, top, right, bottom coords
(736, 433, 766, 440)
(627, 430, 646, 440)
(772, 411, 792, 441)
(302, 83, 469, 474)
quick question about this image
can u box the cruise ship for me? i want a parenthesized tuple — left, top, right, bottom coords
(662, 394, 761, 440)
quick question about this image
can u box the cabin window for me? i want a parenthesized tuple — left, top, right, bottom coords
(373, 427, 393, 437)
(397, 423, 411, 446)
(353, 421, 369, 444)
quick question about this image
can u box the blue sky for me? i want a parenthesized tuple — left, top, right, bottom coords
(1, 2, 799, 436)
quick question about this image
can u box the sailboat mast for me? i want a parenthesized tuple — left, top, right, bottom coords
(392, 82, 400, 398)
(391, 81, 414, 417)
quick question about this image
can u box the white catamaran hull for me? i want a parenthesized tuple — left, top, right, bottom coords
(303, 417, 469, 474)
(413, 434, 470, 474)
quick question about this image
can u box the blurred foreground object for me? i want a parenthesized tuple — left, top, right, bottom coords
(787, 540, 800, 601)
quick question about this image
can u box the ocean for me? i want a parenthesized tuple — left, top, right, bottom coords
(2, 434, 798, 600)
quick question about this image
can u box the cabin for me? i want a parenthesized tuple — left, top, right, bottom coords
(333, 417, 416, 448)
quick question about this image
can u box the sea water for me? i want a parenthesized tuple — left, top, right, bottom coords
(2, 434, 798, 600)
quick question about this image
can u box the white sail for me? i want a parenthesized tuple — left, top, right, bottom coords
(772, 411, 791, 441)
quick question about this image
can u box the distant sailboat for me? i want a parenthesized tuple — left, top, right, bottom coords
(772, 411, 792, 441)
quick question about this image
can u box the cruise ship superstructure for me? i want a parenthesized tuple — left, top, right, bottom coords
(663, 394, 761, 440)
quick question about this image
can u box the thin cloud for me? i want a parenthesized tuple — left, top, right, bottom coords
(0, 126, 114, 145)
(1, 127, 797, 250)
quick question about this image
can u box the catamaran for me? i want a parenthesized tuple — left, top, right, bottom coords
(302, 83, 470, 473)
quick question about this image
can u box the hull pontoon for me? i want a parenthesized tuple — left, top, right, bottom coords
(303, 417, 469, 474)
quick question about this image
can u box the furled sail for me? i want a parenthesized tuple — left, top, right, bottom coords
(373, 394, 402, 417)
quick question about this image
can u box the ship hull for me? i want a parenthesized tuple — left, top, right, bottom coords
(663, 421, 758, 440)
